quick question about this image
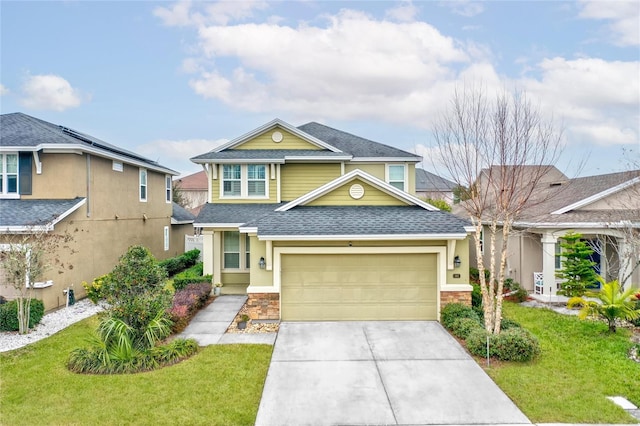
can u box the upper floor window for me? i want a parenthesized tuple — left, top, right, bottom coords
(387, 164, 406, 191)
(139, 169, 147, 202)
(222, 164, 267, 198)
(165, 176, 172, 203)
(0, 153, 19, 196)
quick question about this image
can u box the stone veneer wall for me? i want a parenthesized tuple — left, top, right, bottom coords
(440, 291, 472, 307)
(246, 293, 280, 320)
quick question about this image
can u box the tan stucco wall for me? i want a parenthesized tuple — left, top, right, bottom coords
(170, 224, 195, 258)
(235, 127, 323, 150)
(24, 153, 86, 199)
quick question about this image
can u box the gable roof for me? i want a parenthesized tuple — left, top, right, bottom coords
(0, 198, 86, 232)
(277, 169, 438, 211)
(195, 203, 285, 227)
(190, 119, 421, 163)
(172, 202, 196, 225)
(175, 171, 208, 191)
(0, 113, 177, 175)
(415, 169, 457, 192)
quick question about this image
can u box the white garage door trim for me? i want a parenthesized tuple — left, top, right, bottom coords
(274, 245, 446, 319)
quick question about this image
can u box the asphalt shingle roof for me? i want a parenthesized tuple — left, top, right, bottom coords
(195, 203, 285, 225)
(1, 113, 171, 171)
(172, 202, 195, 223)
(415, 169, 457, 192)
(0, 198, 85, 228)
(298, 122, 421, 159)
(245, 205, 469, 236)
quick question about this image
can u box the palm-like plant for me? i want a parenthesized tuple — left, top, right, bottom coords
(578, 277, 640, 333)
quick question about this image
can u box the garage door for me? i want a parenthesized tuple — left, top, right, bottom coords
(281, 253, 438, 321)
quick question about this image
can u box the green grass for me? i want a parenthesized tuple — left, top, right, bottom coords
(0, 316, 273, 426)
(485, 303, 640, 423)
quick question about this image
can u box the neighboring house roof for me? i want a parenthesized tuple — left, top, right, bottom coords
(241, 205, 469, 239)
(0, 198, 86, 232)
(175, 171, 207, 191)
(297, 122, 421, 160)
(0, 112, 177, 175)
(190, 119, 421, 163)
(415, 169, 457, 192)
(171, 202, 196, 225)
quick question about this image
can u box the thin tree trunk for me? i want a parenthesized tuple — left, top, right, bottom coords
(493, 220, 511, 334)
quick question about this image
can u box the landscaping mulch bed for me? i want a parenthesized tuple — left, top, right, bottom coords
(226, 304, 279, 334)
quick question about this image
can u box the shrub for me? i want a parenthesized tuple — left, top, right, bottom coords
(159, 249, 201, 276)
(466, 327, 540, 362)
(441, 303, 480, 330)
(450, 317, 483, 339)
(0, 299, 45, 332)
(499, 317, 521, 331)
(631, 294, 640, 327)
(471, 283, 482, 308)
(492, 328, 540, 362)
(504, 280, 528, 302)
(566, 296, 586, 309)
(168, 283, 212, 332)
(173, 275, 212, 291)
(82, 274, 111, 304)
(469, 267, 489, 285)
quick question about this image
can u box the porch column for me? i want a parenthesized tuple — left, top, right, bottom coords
(212, 231, 222, 285)
(541, 232, 558, 296)
(202, 231, 214, 276)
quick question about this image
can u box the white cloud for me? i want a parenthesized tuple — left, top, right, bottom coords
(19, 74, 84, 111)
(578, 0, 640, 46)
(440, 1, 485, 17)
(154, 0, 268, 27)
(385, 1, 419, 23)
(0, 84, 8, 96)
(522, 57, 639, 146)
(136, 138, 228, 174)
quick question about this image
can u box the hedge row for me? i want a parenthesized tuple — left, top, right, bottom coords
(168, 283, 212, 333)
(158, 249, 201, 276)
(173, 275, 212, 291)
(441, 303, 540, 362)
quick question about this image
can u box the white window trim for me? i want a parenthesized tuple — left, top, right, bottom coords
(385, 163, 407, 192)
(164, 226, 170, 251)
(0, 153, 20, 198)
(139, 168, 147, 202)
(222, 231, 251, 271)
(220, 164, 269, 199)
(165, 175, 172, 203)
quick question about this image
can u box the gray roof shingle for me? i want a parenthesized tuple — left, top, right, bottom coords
(0, 198, 85, 228)
(172, 202, 195, 223)
(297, 122, 420, 159)
(1, 113, 173, 172)
(415, 169, 457, 192)
(195, 203, 284, 226)
(246, 205, 470, 236)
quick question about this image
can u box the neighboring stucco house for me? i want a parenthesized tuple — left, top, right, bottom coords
(0, 112, 192, 311)
(466, 166, 640, 295)
(415, 168, 457, 204)
(174, 170, 208, 212)
(191, 119, 472, 321)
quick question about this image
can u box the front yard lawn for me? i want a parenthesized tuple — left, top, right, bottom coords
(488, 303, 640, 423)
(0, 316, 272, 426)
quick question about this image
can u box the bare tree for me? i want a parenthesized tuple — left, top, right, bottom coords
(433, 85, 563, 333)
(1, 229, 75, 334)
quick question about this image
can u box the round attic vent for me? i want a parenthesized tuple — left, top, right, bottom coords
(349, 184, 365, 200)
(272, 131, 283, 143)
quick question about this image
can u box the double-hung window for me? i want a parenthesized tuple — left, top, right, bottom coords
(387, 164, 406, 191)
(223, 231, 251, 270)
(222, 164, 267, 198)
(0, 154, 19, 196)
(139, 169, 147, 202)
(165, 176, 172, 203)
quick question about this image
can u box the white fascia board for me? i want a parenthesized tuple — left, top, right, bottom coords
(238, 226, 258, 234)
(192, 158, 286, 165)
(513, 221, 640, 229)
(1, 225, 52, 233)
(194, 223, 245, 229)
(349, 157, 421, 163)
(551, 176, 640, 215)
(463, 226, 476, 233)
(276, 168, 438, 212)
(213, 119, 343, 153)
(50, 198, 87, 227)
(171, 218, 195, 225)
(257, 233, 468, 241)
(283, 155, 353, 162)
(8, 144, 178, 175)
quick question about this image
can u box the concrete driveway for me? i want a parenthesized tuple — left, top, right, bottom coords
(256, 321, 530, 426)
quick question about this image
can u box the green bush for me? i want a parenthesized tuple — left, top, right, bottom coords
(441, 303, 480, 330)
(469, 267, 490, 285)
(173, 275, 212, 291)
(82, 274, 111, 304)
(471, 283, 482, 308)
(505, 280, 529, 302)
(450, 317, 483, 339)
(466, 327, 540, 362)
(631, 296, 640, 327)
(159, 249, 201, 276)
(499, 317, 521, 331)
(0, 299, 45, 331)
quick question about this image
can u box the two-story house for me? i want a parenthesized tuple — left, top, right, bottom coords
(191, 119, 472, 321)
(0, 112, 193, 311)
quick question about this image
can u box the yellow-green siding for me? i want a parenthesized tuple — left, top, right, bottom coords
(344, 163, 385, 180)
(235, 128, 323, 150)
(307, 179, 408, 206)
(280, 163, 341, 201)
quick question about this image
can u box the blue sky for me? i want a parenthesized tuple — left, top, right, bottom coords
(1, 1, 638, 178)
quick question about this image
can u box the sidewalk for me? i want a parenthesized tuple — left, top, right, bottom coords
(178, 295, 277, 345)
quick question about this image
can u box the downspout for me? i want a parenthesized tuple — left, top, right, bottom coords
(86, 154, 91, 217)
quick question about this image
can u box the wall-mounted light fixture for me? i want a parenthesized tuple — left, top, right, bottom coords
(454, 255, 461, 268)
(259, 257, 266, 269)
